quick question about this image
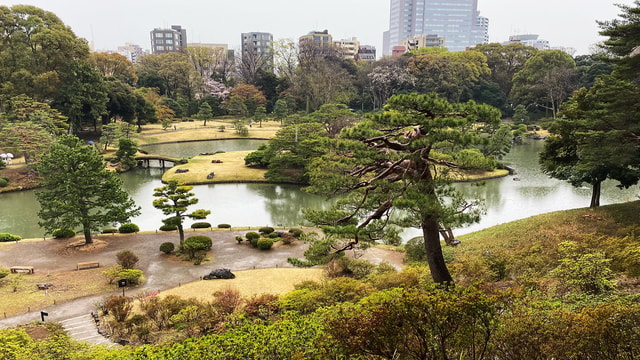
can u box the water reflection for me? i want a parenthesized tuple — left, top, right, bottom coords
(141, 139, 267, 158)
(2, 139, 638, 239)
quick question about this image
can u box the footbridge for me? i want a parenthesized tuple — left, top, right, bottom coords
(135, 154, 182, 169)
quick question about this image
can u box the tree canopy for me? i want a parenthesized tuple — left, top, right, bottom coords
(152, 180, 210, 245)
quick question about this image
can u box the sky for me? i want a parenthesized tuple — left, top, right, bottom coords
(2, 0, 635, 56)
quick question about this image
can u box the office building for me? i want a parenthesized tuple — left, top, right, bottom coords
(357, 45, 377, 62)
(383, 0, 488, 55)
(335, 37, 360, 60)
(150, 25, 187, 54)
(241, 32, 273, 66)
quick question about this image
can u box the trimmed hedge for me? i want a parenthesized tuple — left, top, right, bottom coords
(101, 228, 118, 234)
(191, 222, 211, 229)
(52, 228, 75, 239)
(259, 226, 275, 235)
(118, 223, 140, 233)
(257, 238, 274, 250)
(217, 223, 232, 229)
(160, 242, 175, 254)
(160, 224, 178, 231)
(0, 233, 21, 242)
(0, 178, 8, 187)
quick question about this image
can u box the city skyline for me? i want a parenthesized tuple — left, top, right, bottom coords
(2, 0, 635, 56)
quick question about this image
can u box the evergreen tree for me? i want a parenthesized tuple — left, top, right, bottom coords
(36, 135, 140, 244)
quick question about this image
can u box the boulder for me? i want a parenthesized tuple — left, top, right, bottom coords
(203, 268, 235, 280)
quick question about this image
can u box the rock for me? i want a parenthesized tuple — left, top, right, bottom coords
(207, 172, 215, 179)
(175, 169, 189, 173)
(203, 268, 235, 280)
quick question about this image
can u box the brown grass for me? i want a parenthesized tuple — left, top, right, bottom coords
(161, 150, 267, 184)
(0, 268, 114, 317)
(159, 268, 325, 300)
(136, 119, 281, 145)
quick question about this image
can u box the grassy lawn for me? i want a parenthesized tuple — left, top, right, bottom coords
(136, 118, 281, 145)
(0, 268, 115, 317)
(162, 150, 267, 184)
(159, 268, 325, 300)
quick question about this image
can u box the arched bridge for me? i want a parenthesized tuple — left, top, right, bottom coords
(135, 154, 182, 169)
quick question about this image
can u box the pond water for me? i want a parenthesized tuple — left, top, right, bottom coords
(1, 140, 638, 239)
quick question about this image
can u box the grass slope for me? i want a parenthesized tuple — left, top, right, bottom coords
(449, 200, 640, 285)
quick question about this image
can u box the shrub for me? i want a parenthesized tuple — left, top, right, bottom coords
(257, 238, 274, 250)
(118, 223, 140, 233)
(119, 269, 144, 285)
(0, 268, 10, 279)
(259, 226, 275, 235)
(0, 233, 21, 242)
(182, 235, 213, 259)
(116, 250, 139, 269)
(235, 236, 244, 244)
(191, 222, 211, 229)
(217, 223, 231, 229)
(160, 224, 178, 231)
(289, 228, 304, 238)
(346, 259, 376, 279)
(404, 236, 426, 263)
(160, 242, 175, 254)
(281, 232, 296, 245)
(0, 178, 8, 187)
(52, 228, 75, 239)
(246, 232, 260, 241)
(101, 228, 118, 234)
(268, 232, 279, 238)
(550, 241, 616, 295)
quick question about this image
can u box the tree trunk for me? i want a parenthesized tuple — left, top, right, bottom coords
(178, 223, 185, 246)
(422, 217, 453, 285)
(590, 181, 602, 208)
(83, 226, 93, 245)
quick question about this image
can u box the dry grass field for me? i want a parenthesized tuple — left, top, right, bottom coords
(161, 150, 267, 184)
(136, 119, 281, 145)
(0, 268, 114, 317)
(159, 268, 326, 301)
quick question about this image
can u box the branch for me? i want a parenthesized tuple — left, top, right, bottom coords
(331, 199, 393, 253)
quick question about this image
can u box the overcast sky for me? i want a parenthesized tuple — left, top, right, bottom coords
(3, 0, 635, 56)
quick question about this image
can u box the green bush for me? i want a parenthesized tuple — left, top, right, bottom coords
(118, 223, 140, 233)
(404, 237, 426, 263)
(268, 232, 280, 238)
(182, 236, 213, 259)
(289, 228, 304, 238)
(191, 222, 211, 229)
(550, 241, 616, 295)
(259, 226, 275, 235)
(160, 242, 175, 254)
(0, 178, 8, 187)
(217, 223, 231, 229)
(235, 236, 244, 244)
(0, 233, 21, 242)
(246, 232, 260, 247)
(159, 224, 178, 231)
(257, 238, 274, 250)
(0, 268, 10, 279)
(246, 232, 260, 241)
(101, 228, 118, 234)
(52, 228, 75, 239)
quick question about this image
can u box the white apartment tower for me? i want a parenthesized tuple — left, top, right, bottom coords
(383, 0, 488, 55)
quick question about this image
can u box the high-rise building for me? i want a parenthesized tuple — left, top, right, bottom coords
(382, 0, 488, 55)
(241, 32, 274, 67)
(117, 43, 147, 63)
(150, 25, 187, 54)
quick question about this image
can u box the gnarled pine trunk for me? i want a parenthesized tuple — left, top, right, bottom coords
(422, 217, 453, 284)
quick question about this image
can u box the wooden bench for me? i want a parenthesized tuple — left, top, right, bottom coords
(10, 266, 34, 274)
(76, 261, 100, 270)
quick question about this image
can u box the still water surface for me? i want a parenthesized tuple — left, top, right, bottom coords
(1, 140, 637, 239)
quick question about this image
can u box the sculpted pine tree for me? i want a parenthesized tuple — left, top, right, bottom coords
(305, 93, 501, 284)
(152, 181, 210, 245)
(36, 135, 141, 244)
